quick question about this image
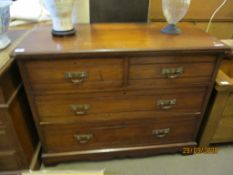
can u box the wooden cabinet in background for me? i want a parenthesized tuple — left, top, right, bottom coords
(149, 0, 233, 39)
(13, 23, 229, 165)
(149, 0, 233, 22)
(200, 40, 233, 146)
(0, 30, 38, 171)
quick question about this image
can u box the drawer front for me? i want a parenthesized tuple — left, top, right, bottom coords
(35, 88, 206, 122)
(0, 151, 19, 170)
(42, 116, 199, 153)
(0, 128, 13, 150)
(129, 56, 215, 88)
(24, 58, 124, 93)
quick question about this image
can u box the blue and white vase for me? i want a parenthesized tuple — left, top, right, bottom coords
(0, 1, 12, 50)
(43, 0, 76, 36)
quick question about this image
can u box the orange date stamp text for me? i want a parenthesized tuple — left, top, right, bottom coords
(182, 147, 218, 154)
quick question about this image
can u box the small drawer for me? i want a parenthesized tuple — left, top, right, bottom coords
(0, 129, 12, 150)
(42, 116, 199, 153)
(35, 88, 206, 123)
(0, 151, 19, 170)
(24, 58, 124, 93)
(129, 56, 215, 89)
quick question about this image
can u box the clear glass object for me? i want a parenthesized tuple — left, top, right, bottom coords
(161, 0, 191, 35)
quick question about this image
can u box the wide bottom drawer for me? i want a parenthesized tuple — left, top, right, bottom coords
(42, 116, 199, 153)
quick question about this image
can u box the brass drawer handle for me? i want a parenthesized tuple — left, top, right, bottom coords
(157, 99, 176, 110)
(70, 104, 91, 116)
(74, 134, 93, 144)
(162, 67, 183, 79)
(152, 128, 170, 138)
(64, 71, 88, 84)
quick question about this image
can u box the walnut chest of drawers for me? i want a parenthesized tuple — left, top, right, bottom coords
(12, 23, 229, 165)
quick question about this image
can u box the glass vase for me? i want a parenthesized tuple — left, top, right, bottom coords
(161, 0, 191, 35)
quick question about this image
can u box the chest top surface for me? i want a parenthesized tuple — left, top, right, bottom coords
(0, 30, 27, 74)
(12, 23, 230, 58)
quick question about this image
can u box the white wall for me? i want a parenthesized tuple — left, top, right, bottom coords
(73, 0, 90, 24)
(10, 0, 90, 25)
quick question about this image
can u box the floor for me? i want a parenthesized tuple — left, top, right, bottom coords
(37, 144, 233, 175)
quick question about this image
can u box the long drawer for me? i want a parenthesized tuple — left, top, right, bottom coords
(42, 116, 199, 153)
(129, 56, 215, 89)
(35, 88, 206, 123)
(24, 58, 124, 93)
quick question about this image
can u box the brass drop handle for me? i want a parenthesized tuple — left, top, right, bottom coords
(74, 134, 93, 144)
(157, 99, 176, 110)
(64, 72, 88, 84)
(168, 74, 179, 79)
(162, 67, 183, 79)
(152, 128, 170, 138)
(70, 104, 91, 116)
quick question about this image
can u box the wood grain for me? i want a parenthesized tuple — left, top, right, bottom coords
(12, 23, 229, 59)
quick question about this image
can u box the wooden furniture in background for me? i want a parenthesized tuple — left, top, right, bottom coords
(200, 40, 233, 146)
(149, 0, 233, 39)
(150, 0, 233, 22)
(13, 23, 229, 165)
(0, 30, 38, 171)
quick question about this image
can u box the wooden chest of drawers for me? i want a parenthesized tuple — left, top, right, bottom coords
(13, 23, 229, 165)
